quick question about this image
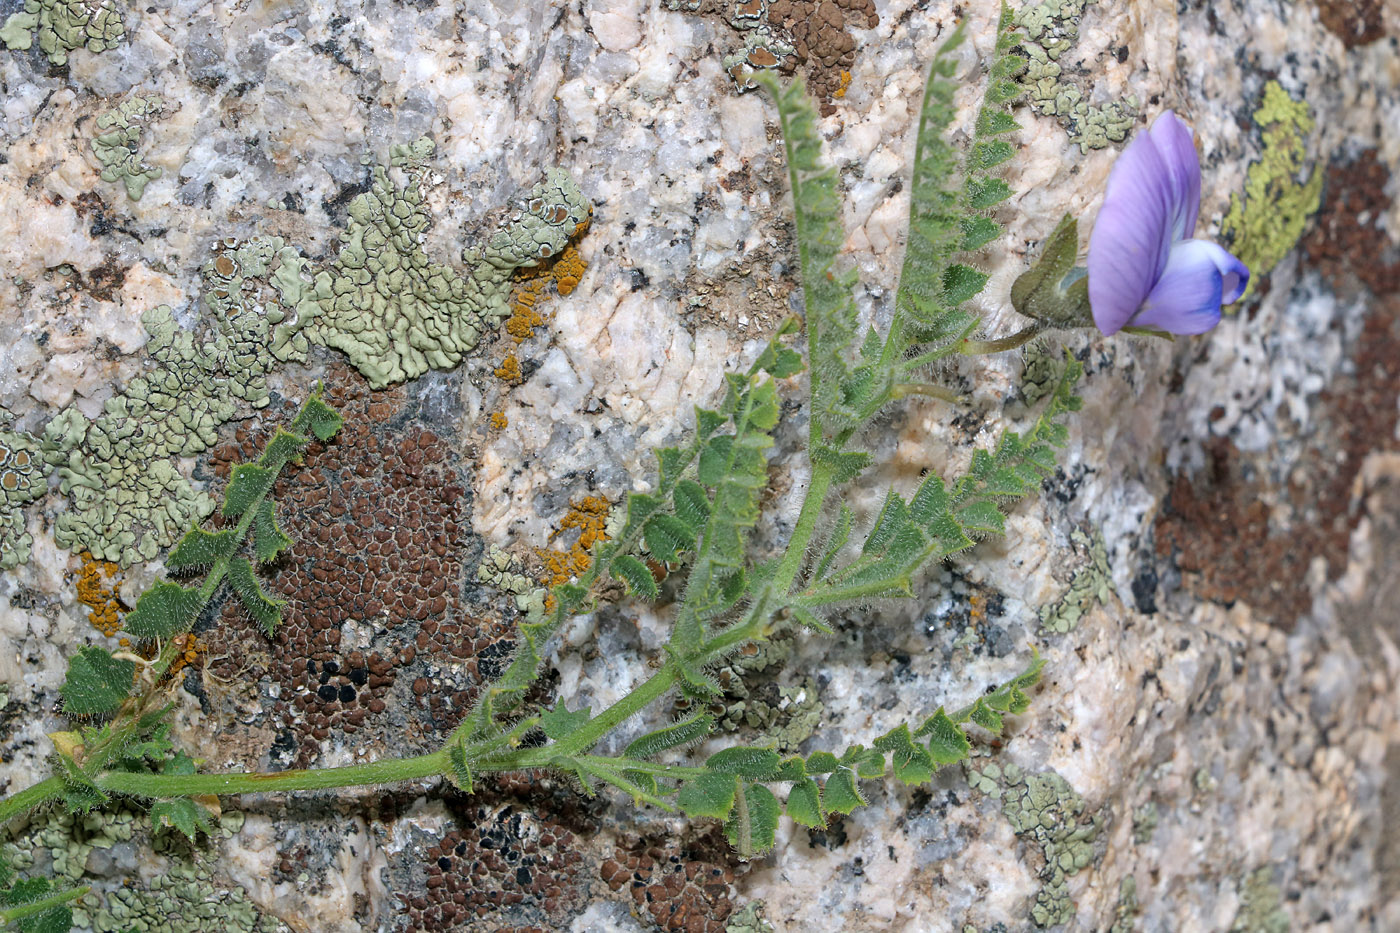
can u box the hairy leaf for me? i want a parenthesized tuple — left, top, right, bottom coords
(786, 778, 824, 827)
(623, 711, 714, 760)
(227, 556, 285, 636)
(123, 581, 202, 640)
(918, 708, 973, 765)
(725, 783, 780, 856)
(447, 741, 474, 794)
(221, 463, 276, 518)
(942, 264, 990, 306)
(541, 700, 592, 742)
(252, 500, 292, 563)
(61, 646, 135, 717)
(822, 768, 866, 815)
(677, 771, 739, 820)
(706, 747, 781, 780)
(166, 526, 236, 571)
(611, 554, 659, 601)
(673, 480, 711, 532)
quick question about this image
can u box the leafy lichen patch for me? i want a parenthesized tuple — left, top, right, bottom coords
(90, 96, 164, 202)
(0, 0, 124, 65)
(965, 761, 1102, 928)
(0, 145, 590, 571)
(1220, 81, 1322, 305)
(1039, 527, 1112, 635)
(1016, 0, 1137, 152)
(0, 428, 44, 570)
(273, 146, 590, 389)
(1230, 866, 1290, 933)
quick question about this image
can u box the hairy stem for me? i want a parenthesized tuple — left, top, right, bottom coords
(96, 750, 448, 798)
(0, 776, 66, 826)
(0, 883, 90, 923)
(958, 323, 1041, 354)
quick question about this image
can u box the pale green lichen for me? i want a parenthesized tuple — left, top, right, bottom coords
(1020, 340, 1064, 407)
(91, 96, 164, 201)
(1, 806, 283, 933)
(1220, 81, 1322, 305)
(966, 761, 1102, 928)
(1130, 800, 1158, 845)
(0, 0, 124, 65)
(477, 544, 548, 617)
(1017, 0, 1138, 153)
(0, 428, 45, 570)
(726, 900, 776, 933)
(2, 142, 590, 568)
(1109, 876, 1139, 933)
(42, 296, 276, 565)
(269, 142, 590, 388)
(1039, 528, 1112, 634)
(1230, 867, 1290, 933)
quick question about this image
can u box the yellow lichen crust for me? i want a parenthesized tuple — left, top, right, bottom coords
(505, 236, 589, 344)
(493, 354, 523, 383)
(75, 552, 124, 637)
(488, 412, 509, 429)
(1220, 80, 1322, 305)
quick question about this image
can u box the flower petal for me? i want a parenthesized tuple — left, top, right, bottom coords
(1087, 122, 1177, 335)
(1132, 239, 1248, 335)
(1147, 111, 1202, 240)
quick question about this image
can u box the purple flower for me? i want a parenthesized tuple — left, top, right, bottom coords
(1087, 111, 1249, 336)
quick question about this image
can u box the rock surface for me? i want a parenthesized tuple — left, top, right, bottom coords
(1, 1, 1398, 931)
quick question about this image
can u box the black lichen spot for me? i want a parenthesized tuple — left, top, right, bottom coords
(317, 683, 338, 702)
(338, 684, 356, 703)
(1132, 564, 1159, 615)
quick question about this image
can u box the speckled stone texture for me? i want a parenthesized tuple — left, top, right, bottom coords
(2, 1, 1399, 932)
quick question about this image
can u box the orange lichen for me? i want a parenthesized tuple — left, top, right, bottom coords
(494, 354, 522, 383)
(166, 632, 206, 677)
(969, 592, 987, 625)
(76, 552, 124, 637)
(489, 412, 509, 429)
(835, 70, 852, 98)
(505, 239, 590, 343)
(537, 496, 612, 603)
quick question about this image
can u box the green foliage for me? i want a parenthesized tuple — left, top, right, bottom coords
(165, 528, 236, 571)
(148, 757, 216, 843)
(540, 701, 592, 741)
(1010, 214, 1093, 328)
(60, 647, 135, 717)
(122, 582, 202, 641)
(624, 711, 714, 759)
(251, 501, 291, 563)
(226, 557, 285, 637)
(0, 876, 76, 933)
(663, 655, 1045, 839)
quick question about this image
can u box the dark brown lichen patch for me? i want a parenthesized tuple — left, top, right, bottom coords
(1302, 149, 1400, 297)
(401, 801, 590, 931)
(1154, 147, 1400, 629)
(600, 831, 738, 933)
(1315, 0, 1385, 48)
(205, 362, 511, 767)
(1155, 295, 1400, 628)
(667, 0, 877, 116)
(768, 0, 878, 114)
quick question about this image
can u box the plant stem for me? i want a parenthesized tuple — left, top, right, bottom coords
(959, 323, 1041, 354)
(0, 884, 90, 923)
(95, 750, 448, 798)
(770, 461, 835, 595)
(0, 776, 66, 826)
